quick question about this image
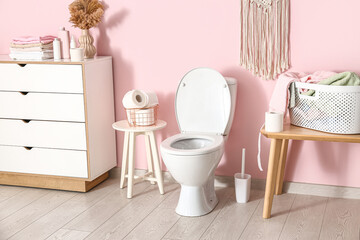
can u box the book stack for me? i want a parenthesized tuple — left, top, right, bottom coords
(9, 36, 56, 60)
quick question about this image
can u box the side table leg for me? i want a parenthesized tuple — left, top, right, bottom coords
(275, 139, 289, 195)
(145, 135, 155, 184)
(263, 138, 282, 219)
(148, 131, 164, 194)
(120, 132, 129, 189)
(127, 132, 135, 198)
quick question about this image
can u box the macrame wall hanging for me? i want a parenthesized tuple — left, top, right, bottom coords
(240, 0, 290, 80)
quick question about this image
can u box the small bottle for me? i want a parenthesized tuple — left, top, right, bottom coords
(58, 27, 70, 59)
(70, 35, 76, 48)
(53, 38, 61, 60)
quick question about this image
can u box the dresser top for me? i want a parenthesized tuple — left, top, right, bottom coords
(0, 55, 111, 65)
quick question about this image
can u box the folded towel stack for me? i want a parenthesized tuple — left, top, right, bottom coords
(9, 36, 57, 60)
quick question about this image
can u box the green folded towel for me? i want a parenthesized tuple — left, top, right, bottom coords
(304, 72, 360, 96)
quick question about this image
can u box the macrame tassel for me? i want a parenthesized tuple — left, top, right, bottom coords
(243, 0, 249, 69)
(261, 9, 267, 77)
(256, 6, 262, 76)
(248, 1, 254, 71)
(284, 0, 289, 70)
(239, 0, 244, 66)
(239, 1, 242, 65)
(274, 0, 281, 76)
(240, 0, 290, 80)
(266, 4, 274, 79)
(280, 0, 286, 71)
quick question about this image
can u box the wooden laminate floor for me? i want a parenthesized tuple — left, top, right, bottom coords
(0, 176, 359, 240)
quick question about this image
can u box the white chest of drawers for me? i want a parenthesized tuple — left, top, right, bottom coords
(0, 55, 116, 192)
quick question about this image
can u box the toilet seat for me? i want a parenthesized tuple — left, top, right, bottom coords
(160, 133, 223, 156)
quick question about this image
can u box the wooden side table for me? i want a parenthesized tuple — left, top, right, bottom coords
(261, 124, 360, 218)
(112, 120, 167, 198)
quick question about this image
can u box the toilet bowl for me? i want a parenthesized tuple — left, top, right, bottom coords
(160, 68, 237, 217)
(161, 133, 224, 216)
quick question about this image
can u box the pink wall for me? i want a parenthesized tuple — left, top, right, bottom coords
(1, 0, 360, 187)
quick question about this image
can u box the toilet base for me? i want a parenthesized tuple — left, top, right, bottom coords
(175, 177, 218, 217)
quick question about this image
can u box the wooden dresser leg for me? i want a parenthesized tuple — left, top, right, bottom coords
(275, 139, 289, 195)
(263, 139, 282, 219)
(120, 132, 129, 189)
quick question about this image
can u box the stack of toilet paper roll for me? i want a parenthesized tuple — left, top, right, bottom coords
(122, 90, 159, 126)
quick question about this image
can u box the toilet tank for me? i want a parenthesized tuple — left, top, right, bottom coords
(223, 77, 237, 136)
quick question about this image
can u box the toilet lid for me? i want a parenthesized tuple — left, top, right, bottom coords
(175, 68, 231, 135)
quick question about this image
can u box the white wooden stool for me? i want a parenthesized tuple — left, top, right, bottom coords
(112, 120, 167, 198)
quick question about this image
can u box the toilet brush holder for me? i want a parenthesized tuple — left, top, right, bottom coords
(234, 173, 251, 203)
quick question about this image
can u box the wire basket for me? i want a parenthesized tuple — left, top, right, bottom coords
(125, 105, 158, 127)
(289, 82, 360, 134)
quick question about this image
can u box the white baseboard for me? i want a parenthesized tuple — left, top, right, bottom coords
(109, 167, 360, 199)
(282, 181, 360, 199)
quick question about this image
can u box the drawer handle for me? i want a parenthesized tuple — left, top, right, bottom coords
(22, 119, 31, 123)
(17, 64, 27, 67)
(24, 146, 33, 150)
(19, 91, 29, 95)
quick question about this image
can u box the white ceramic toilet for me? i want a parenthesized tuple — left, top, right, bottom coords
(160, 68, 237, 217)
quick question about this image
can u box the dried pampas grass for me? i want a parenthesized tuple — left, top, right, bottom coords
(69, 0, 104, 29)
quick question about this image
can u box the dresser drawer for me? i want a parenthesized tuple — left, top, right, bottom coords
(0, 91, 85, 122)
(0, 145, 88, 178)
(0, 63, 83, 93)
(0, 119, 87, 150)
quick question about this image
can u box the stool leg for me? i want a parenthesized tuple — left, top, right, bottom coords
(120, 132, 129, 189)
(263, 139, 282, 219)
(127, 132, 135, 198)
(145, 135, 155, 184)
(148, 131, 164, 194)
(275, 139, 289, 195)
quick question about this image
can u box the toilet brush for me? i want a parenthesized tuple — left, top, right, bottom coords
(241, 148, 245, 177)
(234, 147, 251, 203)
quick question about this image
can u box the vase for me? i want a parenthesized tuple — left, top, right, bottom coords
(78, 29, 96, 59)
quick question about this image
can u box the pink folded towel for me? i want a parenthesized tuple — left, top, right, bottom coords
(269, 71, 336, 117)
(12, 35, 57, 45)
(299, 71, 337, 84)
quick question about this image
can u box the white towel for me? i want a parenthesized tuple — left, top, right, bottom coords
(9, 51, 54, 60)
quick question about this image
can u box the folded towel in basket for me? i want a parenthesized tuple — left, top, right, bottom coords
(269, 72, 303, 116)
(304, 72, 360, 96)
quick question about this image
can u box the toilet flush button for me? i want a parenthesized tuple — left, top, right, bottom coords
(182, 83, 186, 87)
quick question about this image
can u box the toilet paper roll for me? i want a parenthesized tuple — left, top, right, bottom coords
(70, 48, 84, 61)
(122, 90, 158, 109)
(123, 90, 147, 108)
(265, 112, 284, 132)
(143, 91, 159, 107)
